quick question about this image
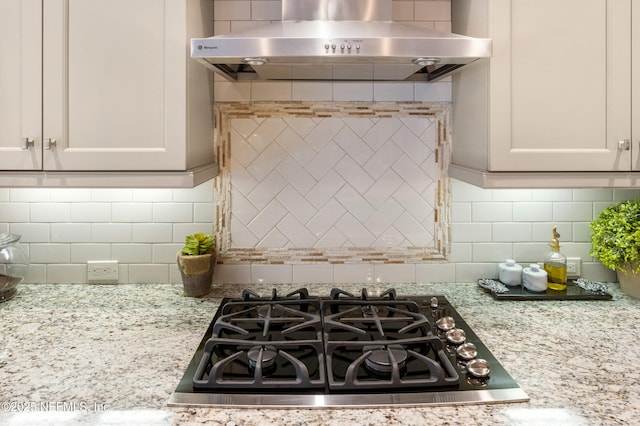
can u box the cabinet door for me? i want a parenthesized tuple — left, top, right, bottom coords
(0, 0, 42, 170)
(43, 0, 188, 171)
(490, 0, 632, 171)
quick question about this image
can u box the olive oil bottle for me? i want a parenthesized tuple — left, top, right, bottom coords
(544, 226, 567, 290)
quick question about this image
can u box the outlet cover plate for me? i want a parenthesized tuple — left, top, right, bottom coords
(566, 257, 581, 278)
(87, 260, 119, 283)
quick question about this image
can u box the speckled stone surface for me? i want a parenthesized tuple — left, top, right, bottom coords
(1, 282, 639, 425)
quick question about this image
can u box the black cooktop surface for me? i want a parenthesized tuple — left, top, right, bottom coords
(169, 288, 528, 408)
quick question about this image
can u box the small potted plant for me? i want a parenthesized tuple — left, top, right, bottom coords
(590, 199, 640, 298)
(177, 232, 216, 297)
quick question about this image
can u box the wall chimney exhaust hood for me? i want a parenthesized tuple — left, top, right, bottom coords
(191, 0, 491, 82)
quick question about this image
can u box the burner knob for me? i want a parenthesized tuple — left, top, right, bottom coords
(430, 297, 438, 308)
(445, 328, 467, 345)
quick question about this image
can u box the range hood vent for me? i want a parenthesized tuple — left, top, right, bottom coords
(191, 0, 491, 82)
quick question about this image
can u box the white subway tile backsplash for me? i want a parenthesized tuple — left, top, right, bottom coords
(153, 203, 193, 223)
(414, 0, 451, 21)
(112, 203, 153, 223)
(451, 202, 471, 223)
(292, 82, 334, 101)
(450, 180, 492, 202)
(49, 189, 92, 202)
(492, 223, 532, 242)
(30, 244, 70, 263)
(332, 82, 374, 101)
(572, 188, 613, 202)
(472, 202, 512, 222)
(70, 203, 111, 222)
(252, 82, 293, 101)
(215, 81, 252, 102)
(214, 264, 252, 284)
(552, 202, 593, 222)
(92, 223, 133, 243)
(416, 263, 455, 282)
(131, 189, 173, 202)
(374, 264, 416, 283)
(471, 243, 513, 262)
(91, 189, 133, 202)
(374, 83, 415, 101)
(334, 264, 375, 284)
(70, 244, 111, 263)
(293, 264, 334, 284)
(0, 189, 9, 201)
(152, 244, 183, 263)
(215, 0, 251, 20)
(132, 224, 173, 243)
(512, 243, 548, 264)
(613, 189, 640, 201)
(193, 203, 215, 222)
(251, 0, 281, 20)
(414, 82, 452, 102)
(455, 263, 497, 282)
(0, 203, 29, 222)
(10, 188, 51, 202)
(112, 244, 153, 263)
(30, 204, 70, 223)
(174, 183, 215, 202)
(513, 202, 553, 222)
(449, 243, 472, 263)
(392, 1, 415, 20)
(172, 223, 215, 243)
(129, 264, 169, 284)
(9, 223, 50, 243)
(531, 189, 572, 202)
(46, 264, 87, 284)
(492, 189, 533, 202)
(532, 222, 572, 242)
(572, 222, 592, 242)
(451, 223, 491, 242)
(252, 264, 293, 284)
(51, 223, 92, 243)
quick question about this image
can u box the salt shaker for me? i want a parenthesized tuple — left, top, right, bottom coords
(522, 264, 547, 292)
(498, 259, 522, 286)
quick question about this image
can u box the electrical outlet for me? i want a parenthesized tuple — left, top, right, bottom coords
(566, 257, 581, 278)
(87, 260, 119, 283)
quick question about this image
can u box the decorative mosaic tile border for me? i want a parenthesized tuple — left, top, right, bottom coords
(213, 101, 451, 264)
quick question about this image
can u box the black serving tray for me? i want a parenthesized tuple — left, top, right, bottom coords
(478, 279, 612, 301)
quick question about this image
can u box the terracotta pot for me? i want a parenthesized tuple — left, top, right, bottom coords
(177, 252, 215, 297)
(616, 264, 640, 299)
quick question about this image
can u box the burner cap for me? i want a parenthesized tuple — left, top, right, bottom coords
(360, 305, 379, 317)
(363, 344, 408, 374)
(257, 304, 285, 318)
(247, 345, 278, 369)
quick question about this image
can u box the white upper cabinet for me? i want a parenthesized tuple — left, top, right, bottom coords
(0, 0, 42, 170)
(0, 0, 216, 187)
(451, 0, 640, 187)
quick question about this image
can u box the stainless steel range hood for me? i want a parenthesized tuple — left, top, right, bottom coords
(190, 0, 491, 82)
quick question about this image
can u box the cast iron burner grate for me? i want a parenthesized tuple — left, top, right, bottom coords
(192, 288, 459, 391)
(171, 287, 529, 407)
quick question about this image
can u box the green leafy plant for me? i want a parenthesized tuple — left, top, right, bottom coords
(590, 200, 640, 274)
(181, 232, 215, 256)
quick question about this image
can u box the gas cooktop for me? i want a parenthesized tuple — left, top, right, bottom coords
(168, 288, 528, 408)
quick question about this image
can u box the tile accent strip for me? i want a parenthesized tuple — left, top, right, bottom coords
(214, 102, 451, 264)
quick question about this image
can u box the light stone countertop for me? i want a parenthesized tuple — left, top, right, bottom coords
(1, 282, 638, 425)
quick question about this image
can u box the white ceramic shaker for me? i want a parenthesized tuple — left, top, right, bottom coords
(498, 259, 523, 286)
(522, 264, 548, 292)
